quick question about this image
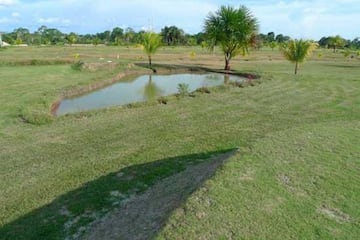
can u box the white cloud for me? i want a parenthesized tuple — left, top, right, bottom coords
(247, 0, 360, 39)
(0, 0, 17, 6)
(38, 17, 70, 25)
(0, 0, 359, 39)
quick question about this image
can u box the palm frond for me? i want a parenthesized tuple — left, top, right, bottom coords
(281, 39, 317, 63)
(142, 32, 161, 56)
(203, 5, 258, 61)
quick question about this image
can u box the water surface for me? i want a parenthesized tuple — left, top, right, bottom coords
(56, 73, 244, 115)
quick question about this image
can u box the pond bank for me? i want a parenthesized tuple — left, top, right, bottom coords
(51, 64, 257, 116)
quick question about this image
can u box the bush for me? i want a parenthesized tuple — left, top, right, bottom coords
(196, 87, 211, 93)
(71, 60, 84, 71)
(157, 96, 168, 104)
(177, 83, 190, 97)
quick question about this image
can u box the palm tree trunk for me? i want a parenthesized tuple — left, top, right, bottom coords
(294, 61, 298, 74)
(148, 55, 152, 68)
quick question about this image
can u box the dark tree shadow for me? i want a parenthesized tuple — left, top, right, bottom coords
(0, 149, 237, 240)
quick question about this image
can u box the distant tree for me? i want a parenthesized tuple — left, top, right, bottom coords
(269, 41, 277, 50)
(36, 25, 48, 44)
(249, 33, 262, 50)
(161, 26, 185, 45)
(80, 34, 96, 44)
(186, 36, 197, 46)
(43, 28, 64, 45)
(267, 32, 275, 42)
(32, 31, 42, 45)
(350, 37, 360, 49)
(110, 27, 124, 45)
(328, 35, 346, 52)
(134, 30, 146, 44)
(66, 32, 77, 46)
(142, 32, 162, 70)
(275, 34, 290, 43)
(281, 39, 317, 74)
(13, 27, 31, 44)
(318, 36, 330, 48)
(37, 25, 48, 35)
(92, 37, 101, 46)
(204, 5, 258, 70)
(2, 32, 15, 44)
(96, 30, 111, 44)
(124, 27, 136, 43)
(193, 32, 205, 45)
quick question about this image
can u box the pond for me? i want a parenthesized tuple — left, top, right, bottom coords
(55, 72, 245, 115)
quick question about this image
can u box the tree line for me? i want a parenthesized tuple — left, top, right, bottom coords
(1, 25, 202, 46)
(140, 5, 317, 75)
(2, 25, 359, 50)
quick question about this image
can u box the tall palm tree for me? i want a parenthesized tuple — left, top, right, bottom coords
(204, 5, 258, 71)
(142, 32, 161, 70)
(281, 39, 317, 74)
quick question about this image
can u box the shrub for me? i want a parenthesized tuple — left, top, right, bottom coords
(157, 96, 168, 104)
(177, 83, 190, 97)
(71, 60, 84, 71)
(196, 87, 211, 93)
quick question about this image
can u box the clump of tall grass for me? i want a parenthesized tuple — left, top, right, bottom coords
(177, 83, 190, 97)
(196, 87, 211, 93)
(19, 106, 53, 125)
(71, 60, 84, 71)
(157, 96, 168, 104)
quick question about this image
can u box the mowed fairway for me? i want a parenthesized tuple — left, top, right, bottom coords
(0, 46, 359, 239)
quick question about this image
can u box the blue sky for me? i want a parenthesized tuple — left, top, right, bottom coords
(0, 0, 359, 40)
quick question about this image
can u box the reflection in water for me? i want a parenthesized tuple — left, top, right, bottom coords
(143, 75, 162, 101)
(55, 73, 245, 115)
(224, 74, 230, 84)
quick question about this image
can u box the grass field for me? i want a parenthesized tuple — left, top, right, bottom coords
(0, 45, 359, 239)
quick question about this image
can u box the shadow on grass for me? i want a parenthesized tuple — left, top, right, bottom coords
(0, 149, 237, 240)
(321, 63, 360, 69)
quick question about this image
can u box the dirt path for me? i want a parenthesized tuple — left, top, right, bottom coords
(83, 150, 237, 240)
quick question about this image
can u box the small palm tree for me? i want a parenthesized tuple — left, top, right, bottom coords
(204, 5, 258, 71)
(281, 39, 317, 74)
(142, 32, 161, 70)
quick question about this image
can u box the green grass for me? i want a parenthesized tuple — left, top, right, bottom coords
(0, 45, 359, 239)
